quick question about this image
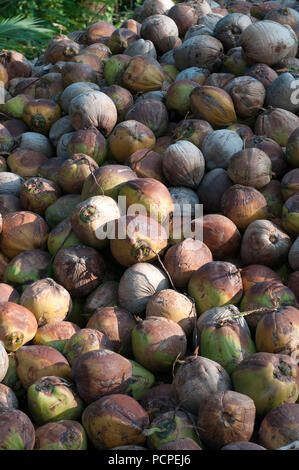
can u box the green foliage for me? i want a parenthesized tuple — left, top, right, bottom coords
(0, 0, 142, 59)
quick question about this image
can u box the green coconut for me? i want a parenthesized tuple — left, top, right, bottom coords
(125, 360, 155, 400)
(34, 420, 87, 450)
(47, 219, 81, 256)
(147, 411, 201, 450)
(45, 194, 81, 228)
(27, 376, 84, 425)
(2, 352, 25, 400)
(232, 352, 299, 416)
(33, 321, 80, 353)
(197, 305, 256, 374)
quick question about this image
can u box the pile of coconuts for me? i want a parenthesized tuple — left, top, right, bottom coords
(1, 0, 299, 452)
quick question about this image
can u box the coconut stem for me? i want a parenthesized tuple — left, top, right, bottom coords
(230, 306, 280, 319)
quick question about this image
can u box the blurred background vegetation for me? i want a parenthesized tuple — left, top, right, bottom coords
(0, 0, 142, 59)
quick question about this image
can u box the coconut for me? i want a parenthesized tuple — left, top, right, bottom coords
(124, 359, 155, 400)
(47, 219, 80, 256)
(158, 438, 202, 450)
(0, 212, 49, 259)
(221, 441, 266, 450)
(3, 249, 51, 289)
(132, 317, 186, 373)
(20, 278, 72, 327)
(214, 13, 252, 50)
(102, 85, 134, 122)
(173, 119, 213, 149)
(121, 19, 141, 34)
(16, 345, 71, 389)
(63, 328, 114, 365)
(27, 376, 83, 425)
(201, 130, 243, 170)
(108, 28, 139, 55)
(286, 127, 299, 168)
(84, 281, 119, 319)
(240, 219, 292, 268)
(124, 38, 157, 58)
(34, 420, 87, 450)
(174, 36, 223, 71)
(1, 352, 24, 400)
(146, 290, 195, 336)
(73, 52, 105, 75)
(0, 302, 38, 352)
(38, 157, 67, 184)
(118, 263, 170, 314)
(255, 306, 299, 357)
(125, 99, 168, 138)
(86, 306, 136, 356)
(59, 82, 100, 113)
(258, 403, 299, 450)
(148, 410, 200, 449)
(240, 21, 298, 65)
(247, 63, 278, 89)
(110, 214, 168, 267)
(19, 132, 54, 158)
(104, 54, 131, 86)
(69, 195, 121, 249)
(205, 72, 234, 88)
(44, 35, 81, 64)
(22, 98, 61, 135)
(69, 90, 117, 137)
(241, 264, 282, 293)
(48, 116, 74, 147)
(225, 75, 266, 118)
(281, 169, 299, 201)
(245, 135, 287, 180)
(228, 148, 272, 189)
(34, 73, 63, 102)
(223, 47, 247, 75)
(221, 185, 269, 231)
(0, 195, 20, 218)
(108, 120, 156, 163)
(0, 408, 35, 450)
(0, 94, 32, 119)
(9, 77, 38, 97)
(3, 119, 28, 139)
(0, 173, 24, 197)
(0, 50, 31, 80)
(197, 169, 233, 214)
(232, 352, 299, 416)
(122, 55, 165, 92)
(7, 149, 48, 178)
(188, 261, 243, 314)
(165, 79, 198, 116)
(53, 245, 106, 297)
(20, 177, 61, 216)
(143, 0, 175, 16)
(197, 391, 256, 449)
(0, 384, 18, 409)
(118, 178, 174, 225)
(81, 164, 137, 201)
(33, 321, 80, 353)
(255, 108, 299, 147)
(82, 394, 149, 449)
(127, 149, 164, 183)
(84, 21, 116, 45)
(200, 214, 241, 260)
(45, 194, 81, 228)
(71, 349, 132, 403)
(173, 355, 231, 415)
(167, 3, 199, 37)
(56, 154, 98, 195)
(163, 238, 212, 289)
(197, 305, 256, 374)
(266, 72, 299, 114)
(140, 14, 178, 54)
(282, 194, 299, 236)
(67, 128, 107, 166)
(0, 284, 19, 303)
(240, 281, 297, 332)
(140, 384, 177, 420)
(162, 141, 205, 188)
(61, 62, 98, 87)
